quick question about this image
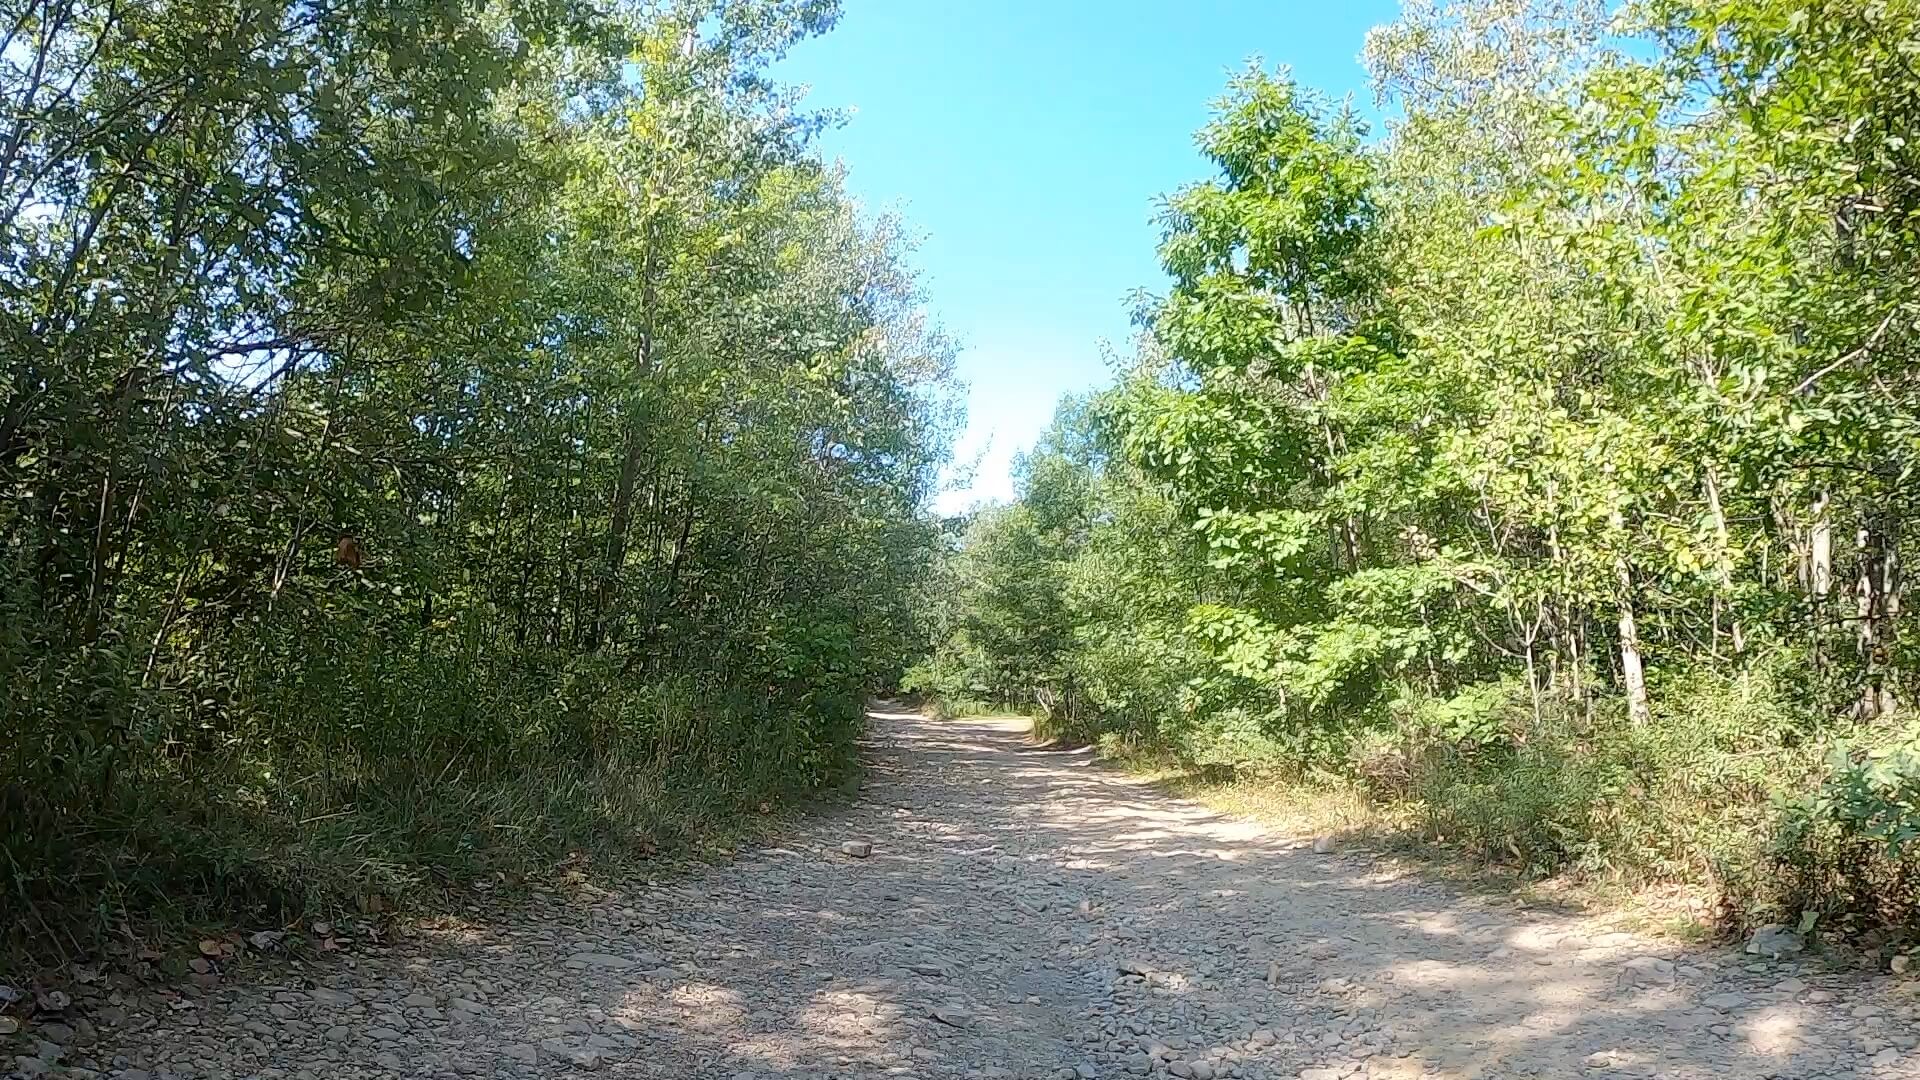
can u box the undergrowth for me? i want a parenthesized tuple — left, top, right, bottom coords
(937, 656, 1920, 942)
(4, 678, 860, 970)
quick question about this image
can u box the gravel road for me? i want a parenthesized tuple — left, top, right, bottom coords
(18, 707, 1920, 1079)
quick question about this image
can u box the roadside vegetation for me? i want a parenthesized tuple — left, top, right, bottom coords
(1, 0, 954, 953)
(910, 0, 1920, 942)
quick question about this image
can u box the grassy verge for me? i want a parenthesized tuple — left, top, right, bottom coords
(1103, 743, 1724, 939)
(4, 681, 862, 975)
(1087, 716, 1920, 961)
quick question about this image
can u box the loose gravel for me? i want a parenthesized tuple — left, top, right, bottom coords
(14, 708, 1920, 1079)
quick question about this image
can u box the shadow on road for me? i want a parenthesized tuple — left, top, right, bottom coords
(75, 706, 1919, 1080)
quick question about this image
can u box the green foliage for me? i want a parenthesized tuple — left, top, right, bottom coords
(917, 0, 1920, 931)
(1, 0, 954, 946)
(1809, 744, 1920, 858)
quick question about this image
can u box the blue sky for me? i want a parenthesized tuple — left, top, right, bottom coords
(776, 1, 1400, 513)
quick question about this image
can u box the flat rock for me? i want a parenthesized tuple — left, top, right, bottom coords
(1745, 925, 1805, 958)
(930, 1004, 974, 1028)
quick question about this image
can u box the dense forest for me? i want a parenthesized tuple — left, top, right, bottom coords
(912, 0, 1920, 930)
(1, 0, 954, 943)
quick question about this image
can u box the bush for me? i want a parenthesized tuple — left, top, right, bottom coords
(1397, 660, 1829, 895)
(1412, 730, 1613, 875)
(2, 658, 858, 949)
(1768, 730, 1920, 927)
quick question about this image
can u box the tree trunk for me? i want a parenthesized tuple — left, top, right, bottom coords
(1611, 507, 1651, 726)
(1809, 492, 1833, 599)
(1616, 566, 1651, 726)
(1702, 466, 1744, 655)
(593, 221, 663, 646)
(1854, 515, 1900, 720)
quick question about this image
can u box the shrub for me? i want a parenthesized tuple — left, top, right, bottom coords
(1768, 729, 1920, 927)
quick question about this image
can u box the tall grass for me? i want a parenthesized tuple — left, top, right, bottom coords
(4, 636, 861, 961)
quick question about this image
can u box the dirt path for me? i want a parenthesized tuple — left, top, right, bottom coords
(24, 708, 1920, 1080)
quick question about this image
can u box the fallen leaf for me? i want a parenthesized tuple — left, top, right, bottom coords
(197, 939, 222, 957)
(310, 921, 333, 936)
(187, 958, 211, 975)
(0, 1017, 18, 1035)
(71, 964, 102, 984)
(248, 930, 284, 951)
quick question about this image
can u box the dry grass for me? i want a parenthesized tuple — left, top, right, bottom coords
(1107, 753, 1726, 942)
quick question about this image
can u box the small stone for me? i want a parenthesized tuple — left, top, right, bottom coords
(37, 1022, 74, 1044)
(1117, 960, 1151, 977)
(1311, 835, 1337, 855)
(840, 839, 873, 858)
(366, 1026, 404, 1042)
(1702, 992, 1746, 1011)
(929, 1004, 973, 1028)
(1892, 954, 1912, 975)
(1190, 1062, 1215, 1080)
(1125, 1053, 1151, 1075)
(1745, 925, 1804, 958)
(1621, 956, 1675, 984)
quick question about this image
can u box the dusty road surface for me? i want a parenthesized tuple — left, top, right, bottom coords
(34, 708, 1920, 1080)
